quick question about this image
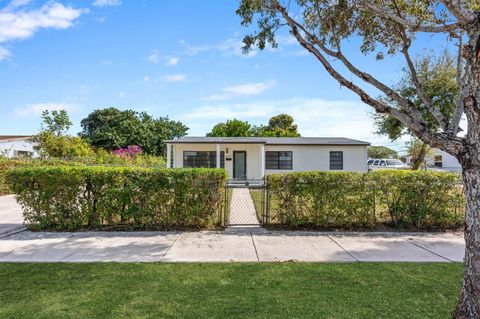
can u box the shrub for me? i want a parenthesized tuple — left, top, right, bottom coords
(266, 170, 464, 230)
(6, 166, 227, 230)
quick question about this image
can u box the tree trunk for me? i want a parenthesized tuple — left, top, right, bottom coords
(454, 164, 480, 318)
(453, 27, 480, 318)
(411, 143, 428, 170)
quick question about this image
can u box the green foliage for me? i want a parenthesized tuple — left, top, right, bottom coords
(41, 109, 72, 136)
(0, 155, 165, 196)
(367, 146, 399, 159)
(79, 107, 188, 156)
(259, 113, 300, 137)
(207, 119, 252, 137)
(266, 170, 463, 229)
(7, 166, 227, 230)
(32, 132, 96, 158)
(207, 114, 301, 137)
(373, 54, 459, 140)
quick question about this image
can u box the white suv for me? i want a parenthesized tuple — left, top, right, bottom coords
(368, 158, 408, 170)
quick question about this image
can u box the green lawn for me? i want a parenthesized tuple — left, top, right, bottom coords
(0, 263, 462, 319)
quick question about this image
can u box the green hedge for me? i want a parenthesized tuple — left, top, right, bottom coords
(7, 166, 227, 230)
(0, 158, 88, 196)
(265, 170, 464, 230)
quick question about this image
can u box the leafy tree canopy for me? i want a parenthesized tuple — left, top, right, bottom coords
(207, 114, 300, 137)
(373, 53, 459, 141)
(41, 110, 72, 136)
(79, 108, 188, 156)
(367, 146, 398, 159)
(207, 119, 252, 137)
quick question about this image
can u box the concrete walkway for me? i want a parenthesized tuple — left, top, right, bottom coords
(0, 228, 465, 262)
(0, 195, 465, 263)
(229, 189, 259, 225)
(0, 195, 26, 238)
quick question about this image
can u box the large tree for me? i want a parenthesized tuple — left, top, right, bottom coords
(207, 114, 301, 137)
(237, 1, 480, 317)
(79, 108, 188, 156)
(254, 113, 301, 137)
(373, 54, 459, 169)
(207, 119, 253, 137)
(367, 146, 399, 159)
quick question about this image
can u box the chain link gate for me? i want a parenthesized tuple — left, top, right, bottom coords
(223, 180, 269, 226)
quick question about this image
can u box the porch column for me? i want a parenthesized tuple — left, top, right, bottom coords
(260, 143, 265, 178)
(216, 144, 221, 168)
(172, 144, 177, 168)
(166, 144, 171, 168)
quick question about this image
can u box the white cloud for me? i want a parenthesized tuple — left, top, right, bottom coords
(147, 50, 179, 66)
(203, 80, 276, 101)
(0, 46, 11, 60)
(147, 50, 160, 64)
(92, 0, 121, 7)
(177, 97, 403, 149)
(180, 36, 257, 58)
(0, 2, 86, 60)
(143, 76, 151, 82)
(15, 103, 76, 117)
(160, 74, 187, 82)
(118, 91, 125, 98)
(166, 56, 179, 66)
(179, 33, 299, 59)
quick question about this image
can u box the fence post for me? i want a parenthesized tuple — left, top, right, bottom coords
(224, 185, 228, 226)
(265, 184, 270, 224)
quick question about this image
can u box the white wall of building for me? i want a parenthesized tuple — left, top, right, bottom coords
(427, 149, 462, 172)
(0, 140, 36, 158)
(171, 143, 368, 179)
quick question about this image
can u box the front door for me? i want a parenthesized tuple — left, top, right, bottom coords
(233, 151, 247, 179)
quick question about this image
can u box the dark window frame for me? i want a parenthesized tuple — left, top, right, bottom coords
(329, 151, 343, 170)
(183, 151, 225, 169)
(265, 151, 293, 170)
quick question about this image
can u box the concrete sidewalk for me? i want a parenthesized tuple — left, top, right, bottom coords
(0, 195, 465, 263)
(0, 227, 464, 262)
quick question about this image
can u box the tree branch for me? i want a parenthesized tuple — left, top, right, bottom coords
(440, 0, 476, 22)
(447, 35, 466, 135)
(288, 14, 427, 126)
(272, 0, 463, 155)
(395, 17, 448, 130)
(360, 2, 461, 33)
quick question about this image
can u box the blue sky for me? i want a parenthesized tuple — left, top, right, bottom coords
(0, 0, 451, 151)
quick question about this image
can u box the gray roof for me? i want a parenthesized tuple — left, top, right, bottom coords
(164, 136, 370, 146)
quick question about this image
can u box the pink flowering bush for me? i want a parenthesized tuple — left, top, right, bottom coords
(112, 145, 142, 159)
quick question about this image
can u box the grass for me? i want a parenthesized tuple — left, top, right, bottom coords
(0, 263, 462, 319)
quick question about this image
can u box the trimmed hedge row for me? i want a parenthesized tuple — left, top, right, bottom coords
(7, 166, 227, 230)
(0, 158, 88, 196)
(266, 170, 464, 230)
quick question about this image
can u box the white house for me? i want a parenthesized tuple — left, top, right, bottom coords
(164, 137, 370, 179)
(405, 148, 461, 173)
(0, 135, 36, 158)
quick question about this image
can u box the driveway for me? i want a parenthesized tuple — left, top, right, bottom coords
(0, 195, 25, 238)
(0, 195, 466, 262)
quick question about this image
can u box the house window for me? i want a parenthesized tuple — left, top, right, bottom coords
(265, 151, 293, 170)
(183, 151, 225, 168)
(434, 155, 443, 167)
(13, 150, 32, 158)
(329, 151, 343, 170)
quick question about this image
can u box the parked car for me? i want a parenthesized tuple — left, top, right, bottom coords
(367, 158, 408, 170)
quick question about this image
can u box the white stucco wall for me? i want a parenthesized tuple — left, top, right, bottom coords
(426, 149, 461, 172)
(264, 145, 368, 174)
(171, 143, 368, 179)
(0, 140, 36, 158)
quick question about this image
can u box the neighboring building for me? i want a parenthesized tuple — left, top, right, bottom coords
(405, 148, 461, 172)
(0, 135, 36, 158)
(164, 137, 370, 179)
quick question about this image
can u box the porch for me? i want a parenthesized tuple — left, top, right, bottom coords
(166, 141, 266, 180)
